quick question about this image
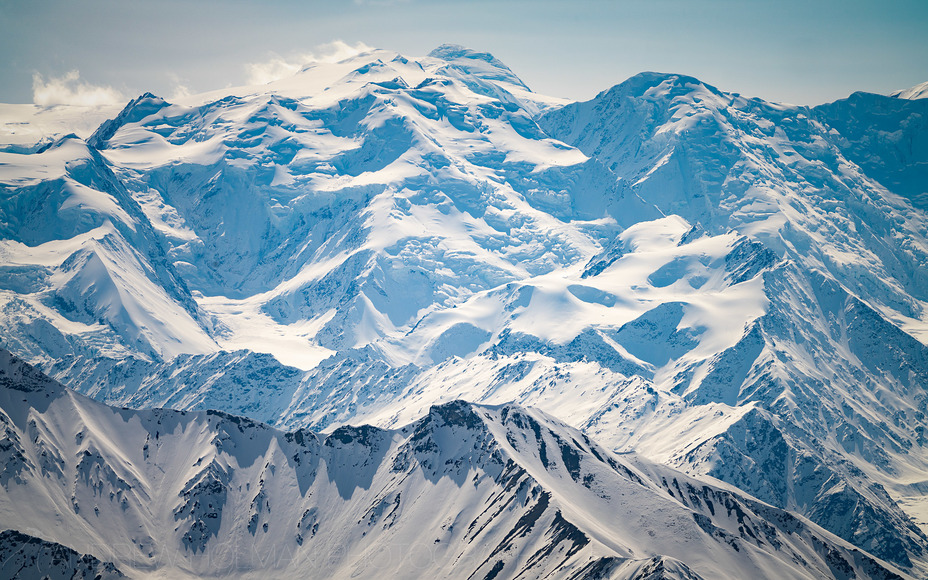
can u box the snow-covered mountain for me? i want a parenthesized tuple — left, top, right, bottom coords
(2, 44, 928, 575)
(0, 134, 217, 361)
(814, 91, 928, 211)
(0, 349, 910, 579)
(891, 81, 928, 101)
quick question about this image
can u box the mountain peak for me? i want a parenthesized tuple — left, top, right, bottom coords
(427, 44, 529, 90)
(89, 92, 168, 148)
(428, 44, 504, 66)
(605, 71, 725, 101)
(426, 399, 485, 430)
(890, 80, 928, 100)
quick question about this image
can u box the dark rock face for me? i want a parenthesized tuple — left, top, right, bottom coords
(0, 529, 126, 579)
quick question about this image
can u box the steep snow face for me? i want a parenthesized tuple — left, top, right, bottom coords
(87, 48, 597, 358)
(0, 47, 587, 365)
(538, 72, 928, 326)
(814, 92, 928, 211)
(45, 349, 305, 427)
(0, 135, 217, 361)
(0, 351, 910, 580)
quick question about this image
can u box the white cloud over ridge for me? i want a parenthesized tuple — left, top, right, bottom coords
(166, 72, 192, 101)
(245, 40, 373, 85)
(32, 70, 125, 107)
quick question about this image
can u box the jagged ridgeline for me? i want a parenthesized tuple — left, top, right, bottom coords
(0, 349, 910, 579)
(1, 45, 928, 577)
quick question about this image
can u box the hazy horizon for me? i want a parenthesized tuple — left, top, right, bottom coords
(2, 0, 926, 107)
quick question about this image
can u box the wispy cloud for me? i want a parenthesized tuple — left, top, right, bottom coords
(245, 57, 303, 86)
(167, 73, 192, 101)
(32, 70, 125, 106)
(244, 40, 374, 85)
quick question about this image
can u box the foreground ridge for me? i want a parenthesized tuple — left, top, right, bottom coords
(0, 348, 910, 579)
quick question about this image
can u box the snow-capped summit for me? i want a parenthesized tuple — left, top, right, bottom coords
(88, 92, 169, 148)
(427, 43, 532, 91)
(891, 81, 928, 100)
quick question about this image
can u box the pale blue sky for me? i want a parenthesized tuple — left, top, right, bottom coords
(1, 0, 926, 106)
